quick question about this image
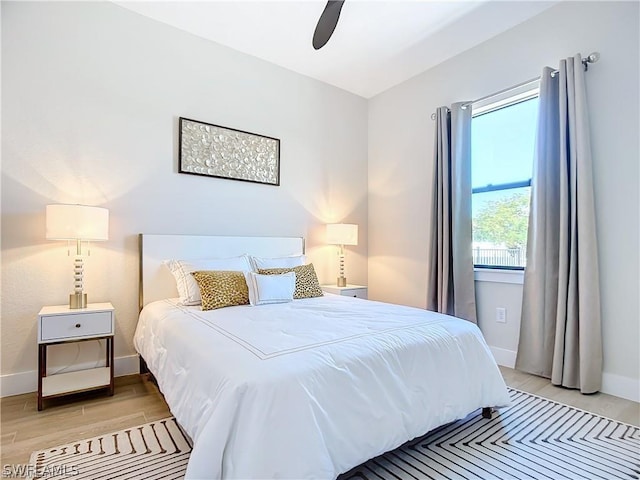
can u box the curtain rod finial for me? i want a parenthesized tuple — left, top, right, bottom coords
(582, 52, 600, 71)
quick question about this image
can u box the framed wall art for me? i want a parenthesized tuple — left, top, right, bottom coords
(178, 117, 280, 186)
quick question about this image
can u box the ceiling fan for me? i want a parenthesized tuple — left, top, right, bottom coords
(312, 0, 345, 50)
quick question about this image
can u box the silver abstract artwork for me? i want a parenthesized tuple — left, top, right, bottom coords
(179, 117, 280, 186)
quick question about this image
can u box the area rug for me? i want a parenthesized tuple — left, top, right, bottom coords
(339, 389, 639, 480)
(29, 389, 639, 480)
(27, 417, 191, 480)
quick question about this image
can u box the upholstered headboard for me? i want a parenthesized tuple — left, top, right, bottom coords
(139, 234, 305, 309)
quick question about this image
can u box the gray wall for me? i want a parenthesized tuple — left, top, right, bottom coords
(1, 2, 368, 393)
(368, 1, 639, 400)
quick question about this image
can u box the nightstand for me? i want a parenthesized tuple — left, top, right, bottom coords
(37, 302, 115, 411)
(322, 284, 368, 299)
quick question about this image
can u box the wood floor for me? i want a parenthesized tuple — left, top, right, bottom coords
(1, 367, 638, 470)
(1, 374, 170, 468)
(499, 366, 639, 425)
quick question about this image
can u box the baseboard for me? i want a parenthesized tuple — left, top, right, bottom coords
(489, 346, 517, 368)
(488, 345, 639, 403)
(602, 371, 639, 403)
(0, 354, 140, 398)
(4, 351, 637, 404)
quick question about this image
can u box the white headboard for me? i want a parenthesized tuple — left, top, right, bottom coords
(139, 234, 305, 308)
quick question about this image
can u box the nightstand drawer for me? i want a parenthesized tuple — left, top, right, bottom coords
(322, 285, 368, 299)
(40, 311, 113, 342)
(343, 288, 368, 299)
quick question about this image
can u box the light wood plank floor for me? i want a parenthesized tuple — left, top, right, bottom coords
(1, 374, 170, 468)
(499, 366, 639, 425)
(1, 368, 638, 469)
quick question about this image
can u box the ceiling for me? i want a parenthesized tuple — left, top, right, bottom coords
(116, 1, 558, 99)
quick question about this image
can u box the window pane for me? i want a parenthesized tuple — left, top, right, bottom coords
(472, 187, 530, 268)
(471, 98, 538, 189)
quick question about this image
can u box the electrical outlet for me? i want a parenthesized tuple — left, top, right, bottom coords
(496, 307, 507, 323)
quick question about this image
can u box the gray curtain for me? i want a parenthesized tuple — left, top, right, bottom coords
(516, 55, 602, 393)
(427, 103, 477, 323)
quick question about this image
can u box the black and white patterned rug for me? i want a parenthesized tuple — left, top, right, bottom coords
(28, 417, 191, 480)
(29, 389, 639, 479)
(340, 389, 640, 480)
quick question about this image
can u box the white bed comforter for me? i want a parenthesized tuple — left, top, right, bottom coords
(134, 294, 510, 479)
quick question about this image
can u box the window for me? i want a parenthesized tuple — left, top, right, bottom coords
(471, 81, 539, 269)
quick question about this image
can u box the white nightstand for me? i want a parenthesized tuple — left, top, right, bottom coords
(322, 284, 368, 299)
(37, 302, 115, 411)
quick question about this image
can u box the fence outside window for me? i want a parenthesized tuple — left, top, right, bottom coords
(473, 247, 525, 268)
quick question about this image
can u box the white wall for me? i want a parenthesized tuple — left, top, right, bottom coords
(1, 2, 368, 395)
(368, 1, 639, 401)
(3, 1, 638, 403)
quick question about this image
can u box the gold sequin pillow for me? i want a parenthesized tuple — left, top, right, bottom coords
(191, 270, 249, 311)
(257, 263, 324, 299)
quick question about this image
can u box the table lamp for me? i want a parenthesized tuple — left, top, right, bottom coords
(46, 204, 109, 309)
(326, 223, 358, 287)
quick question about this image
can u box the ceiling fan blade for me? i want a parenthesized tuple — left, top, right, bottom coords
(312, 0, 345, 50)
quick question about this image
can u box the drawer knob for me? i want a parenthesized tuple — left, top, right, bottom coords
(75, 323, 81, 328)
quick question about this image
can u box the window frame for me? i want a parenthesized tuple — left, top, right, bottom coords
(471, 80, 540, 271)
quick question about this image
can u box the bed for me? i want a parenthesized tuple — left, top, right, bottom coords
(134, 234, 511, 479)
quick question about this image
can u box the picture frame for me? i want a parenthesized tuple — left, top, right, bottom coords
(178, 117, 280, 186)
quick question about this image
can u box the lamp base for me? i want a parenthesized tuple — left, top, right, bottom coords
(69, 293, 87, 309)
(337, 277, 347, 287)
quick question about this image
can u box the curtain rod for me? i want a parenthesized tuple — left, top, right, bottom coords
(430, 52, 600, 120)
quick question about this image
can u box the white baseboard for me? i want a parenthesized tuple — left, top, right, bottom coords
(602, 371, 640, 403)
(4, 351, 638, 404)
(489, 346, 517, 368)
(0, 354, 140, 398)
(488, 345, 639, 403)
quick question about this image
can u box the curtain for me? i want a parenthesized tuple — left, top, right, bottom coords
(516, 55, 602, 393)
(427, 103, 477, 323)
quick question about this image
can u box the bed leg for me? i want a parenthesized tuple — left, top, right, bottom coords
(139, 355, 149, 375)
(139, 355, 159, 386)
(482, 407, 493, 419)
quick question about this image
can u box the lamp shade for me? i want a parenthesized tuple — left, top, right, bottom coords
(326, 223, 358, 246)
(46, 204, 109, 241)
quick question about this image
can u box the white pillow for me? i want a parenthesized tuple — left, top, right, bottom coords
(244, 271, 296, 306)
(250, 254, 306, 270)
(164, 255, 253, 305)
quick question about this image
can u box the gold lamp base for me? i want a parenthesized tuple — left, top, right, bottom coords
(69, 293, 87, 309)
(337, 277, 347, 287)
